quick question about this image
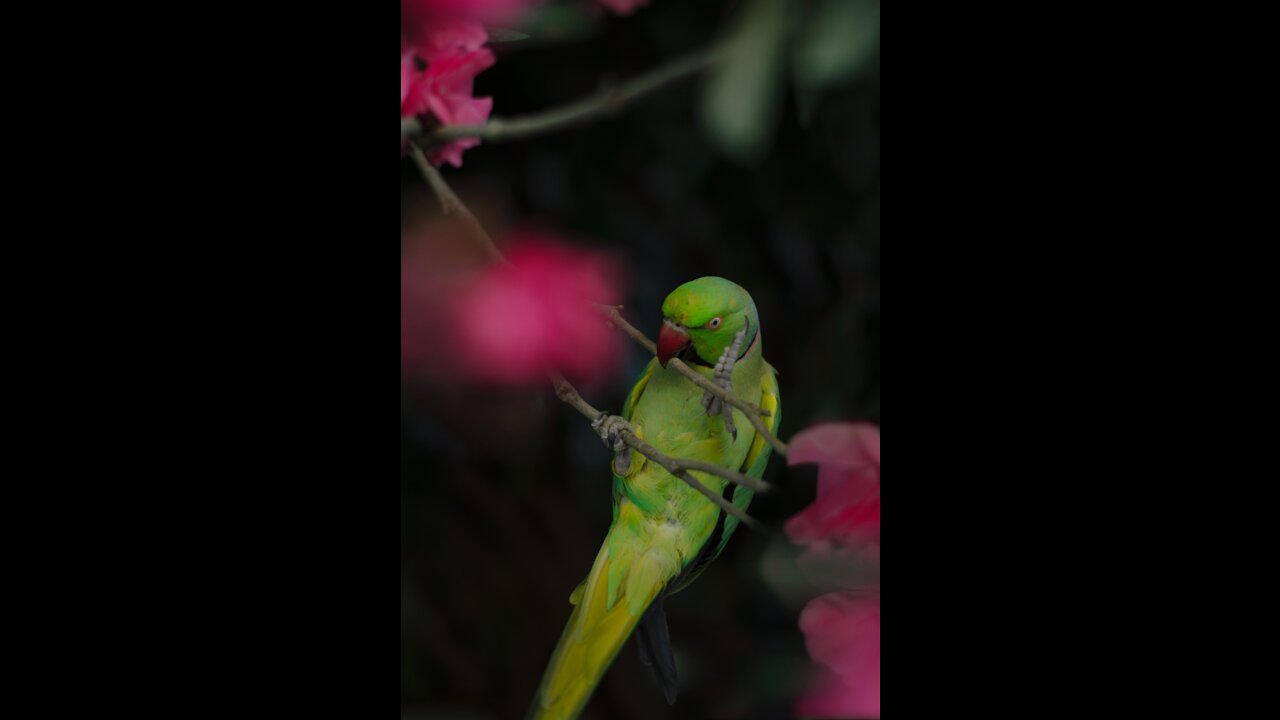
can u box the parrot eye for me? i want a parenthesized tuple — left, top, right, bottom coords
(708, 317, 722, 329)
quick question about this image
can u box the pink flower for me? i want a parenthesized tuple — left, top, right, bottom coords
(796, 593, 880, 719)
(420, 48, 495, 167)
(451, 236, 624, 385)
(402, 0, 531, 53)
(402, 221, 490, 379)
(597, 0, 649, 16)
(400, 24, 495, 167)
(417, 20, 490, 57)
(401, 1, 504, 168)
(401, 47, 430, 118)
(785, 421, 881, 718)
(402, 0, 530, 33)
(786, 422, 880, 553)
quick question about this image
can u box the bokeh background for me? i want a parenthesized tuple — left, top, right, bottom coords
(402, 1, 879, 717)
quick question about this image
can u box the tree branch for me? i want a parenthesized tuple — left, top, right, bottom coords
(551, 374, 765, 531)
(406, 142, 507, 265)
(403, 48, 720, 145)
(593, 303, 656, 355)
(594, 304, 790, 456)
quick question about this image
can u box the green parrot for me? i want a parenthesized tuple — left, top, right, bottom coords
(528, 276, 781, 720)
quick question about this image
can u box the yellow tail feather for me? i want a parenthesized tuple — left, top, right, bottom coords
(528, 546, 662, 720)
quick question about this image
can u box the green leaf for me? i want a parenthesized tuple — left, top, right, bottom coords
(485, 28, 531, 43)
(796, 0, 881, 94)
(700, 0, 791, 163)
(518, 3, 603, 45)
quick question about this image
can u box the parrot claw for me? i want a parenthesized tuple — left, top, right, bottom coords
(703, 392, 722, 416)
(592, 413, 633, 453)
(592, 413, 635, 475)
(702, 326, 749, 440)
(613, 448, 633, 476)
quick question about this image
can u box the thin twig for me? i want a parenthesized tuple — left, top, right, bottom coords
(404, 48, 720, 145)
(411, 155, 768, 528)
(594, 305, 790, 456)
(672, 357, 787, 455)
(551, 375, 764, 530)
(548, 369, 767, 493)
(407, 142, 507, 265)
(593, 303, 656, 355)
(664, 455, 769, 493)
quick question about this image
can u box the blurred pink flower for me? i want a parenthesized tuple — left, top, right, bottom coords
(451, 236, 623, 385)
(786, 422, 880, 554)
(796, 592, 880, 719)
(402, 221, 490, 379)
(402, 0, 530, 40)
(785, 421, 881, 718)
(597, 0, 649, 16)
(417, 20, 490, 57)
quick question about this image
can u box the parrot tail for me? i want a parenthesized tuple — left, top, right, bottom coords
(527, 542, 667, 720)
(636, 600, 678, 704)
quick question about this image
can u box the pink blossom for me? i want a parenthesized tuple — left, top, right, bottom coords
(796, 592, 880, 719)
(401, 0, 504, 167)
(402, 0, 530, 40)
(451, 236, 623, 385)
(785, 422, 880, 552)
(420, 48, 495, 167)
(400, 25, 495, 167)
(784, 421, 881, 718)
(402, 222, 490, 379)
(597, 0, 649, 16)
(417, 20, 490, 57)
(401, 47, 430, 119)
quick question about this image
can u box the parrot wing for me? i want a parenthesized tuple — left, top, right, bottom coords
(667, 364, 780, 593)
(633, 364, 781, 704)
(621, 358, 657, 422)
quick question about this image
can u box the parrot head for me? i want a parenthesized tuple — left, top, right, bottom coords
(657, 276, 759, 368)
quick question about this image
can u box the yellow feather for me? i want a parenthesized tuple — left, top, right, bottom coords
(530, 543, 663, 720)
(740, 369, 779, 473)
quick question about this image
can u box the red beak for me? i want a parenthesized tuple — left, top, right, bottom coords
(657, 321, 691, 367)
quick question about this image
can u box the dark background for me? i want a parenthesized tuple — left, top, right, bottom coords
(402, 1, 879, 717)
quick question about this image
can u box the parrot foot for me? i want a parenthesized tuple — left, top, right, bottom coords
(592, 412, 632, 453)
(592, 412, 635, 475)
(700, 325, 749, 442)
